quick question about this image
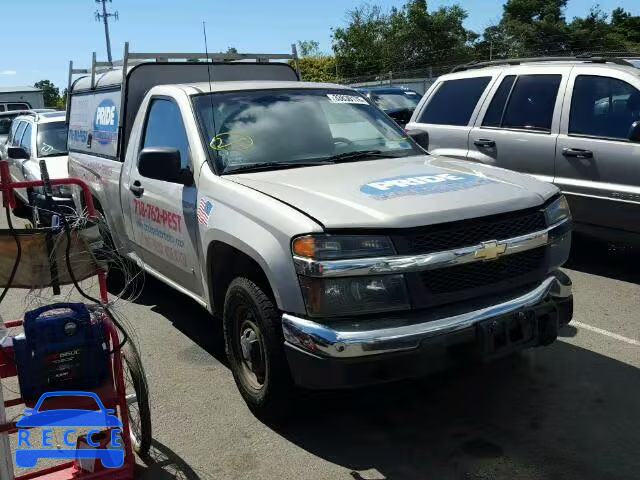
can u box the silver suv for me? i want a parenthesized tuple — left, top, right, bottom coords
(407, 57, 640, 245)
(4, 111, 73, 219)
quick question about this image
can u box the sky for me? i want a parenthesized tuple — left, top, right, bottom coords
(2, 0, 638, 90)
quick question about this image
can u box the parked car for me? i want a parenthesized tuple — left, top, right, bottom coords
(407, 56, 640, 245)
(357, 86, 422, 126)
(0, 109, 55, 150)
(4, 110, 73, 219)
(68, 46, 573, 416)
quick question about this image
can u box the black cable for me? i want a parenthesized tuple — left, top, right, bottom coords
(0, 203, 22, 305)
(60, 212, 129, 353)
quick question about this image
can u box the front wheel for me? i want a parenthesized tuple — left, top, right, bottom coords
(122, 341, 152, 457)
(223, 277, 294, 417)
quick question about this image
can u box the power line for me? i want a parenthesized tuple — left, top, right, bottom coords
(95, 0, 119, 63)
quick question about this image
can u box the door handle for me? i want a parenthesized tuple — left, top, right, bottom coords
(474, 138, 496, 148)
(129, 181, 144, 197)
(562, 148, 593, 159)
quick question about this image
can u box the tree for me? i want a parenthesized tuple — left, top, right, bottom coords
(34, 80, 60, 108)
(331, 4, 388, 78)
(226, 47, 238, 55)
(291, 56, 338, 82)
(495, 0, 570, 56)
(332, 1, 475, 79)
(55, 88, 68, 110)
(297, 40, 321, 58)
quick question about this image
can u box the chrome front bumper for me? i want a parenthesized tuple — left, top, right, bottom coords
(282, 271, 572, 359)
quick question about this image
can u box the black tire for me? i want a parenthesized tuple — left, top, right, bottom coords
(11, 193, 32, 219)
(223, 277, 294, 417)
(121, 341, 152, 458)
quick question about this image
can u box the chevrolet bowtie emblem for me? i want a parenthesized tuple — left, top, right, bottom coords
(475, 240, 507, 260)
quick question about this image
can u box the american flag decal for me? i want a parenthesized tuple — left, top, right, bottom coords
(197, 198, 214, 225)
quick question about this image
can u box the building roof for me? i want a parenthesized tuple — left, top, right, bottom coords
(0, 86, 42, 93)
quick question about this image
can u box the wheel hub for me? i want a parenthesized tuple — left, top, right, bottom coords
(237, 319, 265, 389)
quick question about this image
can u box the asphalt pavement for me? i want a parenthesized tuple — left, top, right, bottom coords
(1, 211, 639, 480)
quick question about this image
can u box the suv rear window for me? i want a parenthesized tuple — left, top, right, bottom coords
(417, 77, 491, 126)
(569, 75, 640, 140)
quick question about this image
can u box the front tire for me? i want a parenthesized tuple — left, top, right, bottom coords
(223, 277, 294, 417)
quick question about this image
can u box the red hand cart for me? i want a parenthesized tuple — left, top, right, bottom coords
(0, 160, 147, 480)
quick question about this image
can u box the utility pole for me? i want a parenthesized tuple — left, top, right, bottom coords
(490, 41, 494, 61)
(95, 0, 119, 63)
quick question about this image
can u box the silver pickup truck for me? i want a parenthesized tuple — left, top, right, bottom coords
(67, 46, 573, 415)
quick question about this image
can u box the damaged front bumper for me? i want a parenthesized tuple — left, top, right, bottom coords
(282, 270, 573, 389)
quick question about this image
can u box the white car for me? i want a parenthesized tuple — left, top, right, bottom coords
(5, 111, 74, 220)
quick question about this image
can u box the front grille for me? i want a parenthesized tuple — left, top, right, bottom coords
(393, 209, 546, 255)
(418, 247, 546, 295)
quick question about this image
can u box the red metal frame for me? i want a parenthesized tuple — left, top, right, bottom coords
(0, 161, 135, 479)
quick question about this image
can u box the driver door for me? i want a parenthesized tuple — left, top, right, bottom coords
(127, 97, 202, 295)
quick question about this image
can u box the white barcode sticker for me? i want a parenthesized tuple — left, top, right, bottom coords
(327, 94, 369, 105)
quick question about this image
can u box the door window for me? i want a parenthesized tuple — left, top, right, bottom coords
(500, 75, 561, 132)
(417, 77, 491, 126)
(19, 123, 32, 156)
(141, 99, 189, 170)
(7, 120, 21, 143)
(569, 75, 640, 140)
(482, 75, 516, 127)
(8, 103, 29, 111)
(13, 121, 27, 146)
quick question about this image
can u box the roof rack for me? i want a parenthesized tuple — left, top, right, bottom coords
(451, 55, 634, 73)
(66, 41, 300, 122)
(68, 42, 300, 90)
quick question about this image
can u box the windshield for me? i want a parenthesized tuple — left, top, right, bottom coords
(193, 89, 420, 174)
(37, 122, 68, 157)
(371, 91, 422, 111)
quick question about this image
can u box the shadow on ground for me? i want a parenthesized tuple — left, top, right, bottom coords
(108, 273, 227, 366)
(113, 252, 640, 479)
(136, 439, 206, 480)
(272, 340, 640, 480)
(565, 236, 640, 284)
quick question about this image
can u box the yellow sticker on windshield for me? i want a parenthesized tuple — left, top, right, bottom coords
(210, 132, 254, 151)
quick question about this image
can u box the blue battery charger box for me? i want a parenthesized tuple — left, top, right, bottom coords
(13, 303, 110, 402)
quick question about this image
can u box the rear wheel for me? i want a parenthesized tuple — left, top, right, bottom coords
(122, 341, 152, 458)
(223, 277, 294, 417)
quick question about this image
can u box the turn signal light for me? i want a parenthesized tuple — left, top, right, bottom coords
(292, 236, 316, 258)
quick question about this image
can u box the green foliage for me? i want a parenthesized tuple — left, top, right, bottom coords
(332, 0, 475, 78)
(328, 1, 640, 80)
(34, 80, 60, 108)
(290, 56, 338, 82)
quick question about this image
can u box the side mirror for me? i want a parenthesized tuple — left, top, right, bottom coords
(8, 146, 29, 160)
(405, 129, 429, 151)
(138, 147, 193, 185)
(628, 121, 640, 142)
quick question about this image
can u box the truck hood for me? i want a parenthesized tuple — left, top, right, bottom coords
(226, 154, 558, 229)
(31, 155, 69, 180)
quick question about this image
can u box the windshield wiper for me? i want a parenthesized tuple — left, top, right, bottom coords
(325, 150, 406, 163)
(223, 160, 333, 174)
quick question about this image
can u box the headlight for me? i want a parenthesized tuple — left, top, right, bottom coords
(292, 234, 395, 260)
(299, 274, 410, 317)
(293, 234, 409, 316)
(544, 195, 571, 225)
